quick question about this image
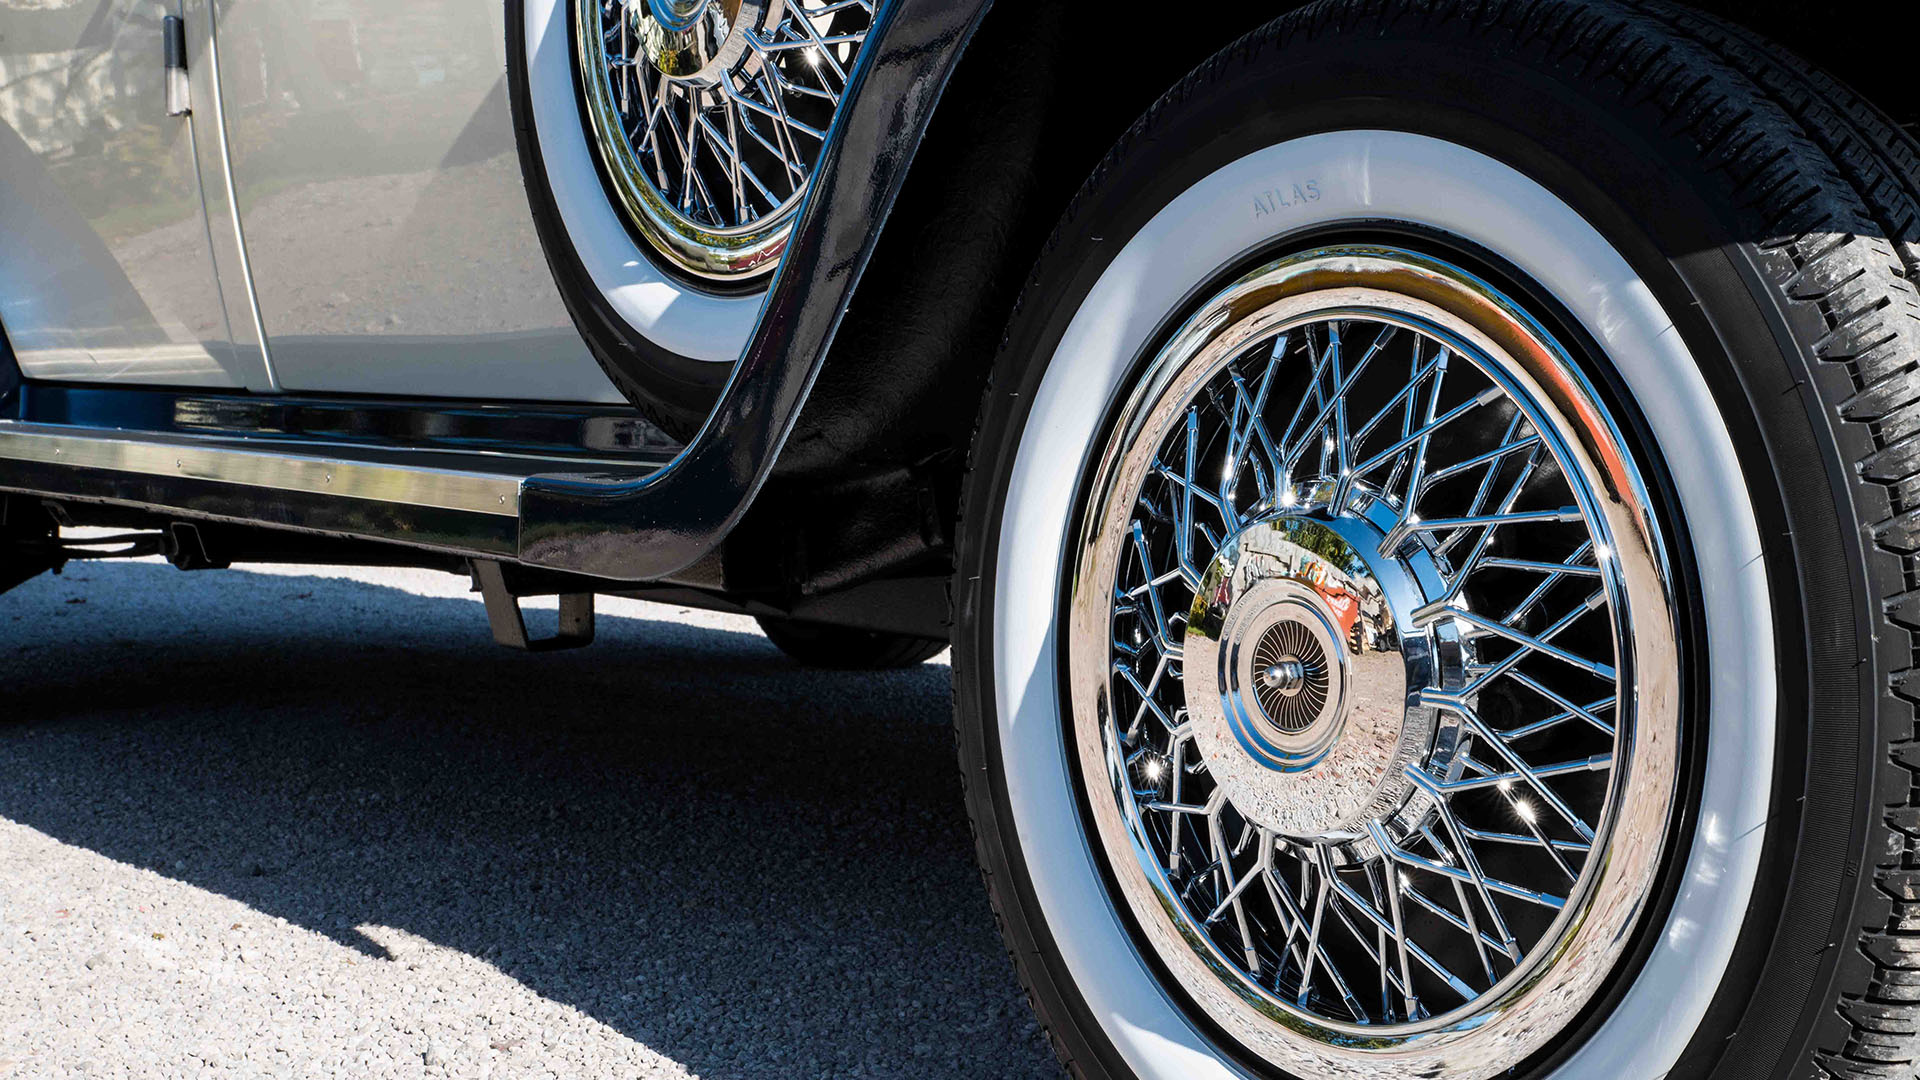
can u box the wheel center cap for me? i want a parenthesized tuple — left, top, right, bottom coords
(1185, 513, 1443, 842)
(633, 0, 778, 86)
(646, 0, 715, 32)
(1259, 657, 1308, 695)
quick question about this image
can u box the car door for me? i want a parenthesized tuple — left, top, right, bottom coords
(0, 0, 263, 389)
(210, 0, 621, 403)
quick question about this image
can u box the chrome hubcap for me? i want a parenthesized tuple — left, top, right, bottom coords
(1068, 247, 1682, 1077)
(638, 0, 767, 84)
(1186, 512, 1459, 844)
(575, 0, 874, 281)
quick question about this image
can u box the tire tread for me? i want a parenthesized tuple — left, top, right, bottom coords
(1619, 5, 1920, 1075)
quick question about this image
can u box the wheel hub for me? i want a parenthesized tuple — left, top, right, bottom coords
(1185, 513, 1457, 842)
(1257, 656, 1309, 699)
(631, 0, 780, 87)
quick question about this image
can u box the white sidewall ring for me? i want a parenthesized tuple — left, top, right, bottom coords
(990, 130, 1775, 1080)
(523, 0, 762, 364)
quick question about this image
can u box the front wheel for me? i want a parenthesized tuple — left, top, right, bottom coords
(953, 3, 1920, 1078)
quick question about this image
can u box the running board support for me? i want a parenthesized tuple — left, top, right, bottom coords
(472, 559, 595, 651)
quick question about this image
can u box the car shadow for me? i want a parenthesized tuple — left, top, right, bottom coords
(0, 561, 1059, 1079)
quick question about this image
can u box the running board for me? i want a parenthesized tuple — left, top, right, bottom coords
(0, 420, 658, 560)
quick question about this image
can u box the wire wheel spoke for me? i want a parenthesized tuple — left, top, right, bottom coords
(577, 0, 873, 278)
(1080, 251, 1667, 1049)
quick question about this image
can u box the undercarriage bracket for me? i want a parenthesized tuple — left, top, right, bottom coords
(472, 559, 595, 651)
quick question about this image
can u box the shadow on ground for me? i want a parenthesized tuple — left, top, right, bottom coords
(0, 561, 1058, 1078)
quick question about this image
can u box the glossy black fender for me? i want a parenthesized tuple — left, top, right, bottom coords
(514, 0, 1911, 585)
(515, 0, 990, 581)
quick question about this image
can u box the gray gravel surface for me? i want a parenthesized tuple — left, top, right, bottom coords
(0, 560, 1059, 1079)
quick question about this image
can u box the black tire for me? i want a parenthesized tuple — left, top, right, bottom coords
(504, 0, 732, 439)
(756, 617, 946, 670)
(0, 498, 57, 596)
(952, 2, 1920, 1078)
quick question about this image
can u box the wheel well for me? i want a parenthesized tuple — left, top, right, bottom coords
(733, 2, 1277, 597)
(772, 3, 1279, 483)
(732, 0, 1913, 597)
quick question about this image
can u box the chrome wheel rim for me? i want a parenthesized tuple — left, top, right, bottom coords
(1067, 247, 1682, 1077)
(574, 0, 874, 283)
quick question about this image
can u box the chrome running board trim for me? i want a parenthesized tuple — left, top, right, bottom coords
(0, 420, 523, 516)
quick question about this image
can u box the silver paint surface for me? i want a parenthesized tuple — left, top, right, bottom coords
(0, 1, 625, 402)
(0, 0, 260, 387)
(212, 0, 619, 402)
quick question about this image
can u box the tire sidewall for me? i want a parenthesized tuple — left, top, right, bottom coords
(505, 0, 759, 435)
(954, 21, 1870, 1080)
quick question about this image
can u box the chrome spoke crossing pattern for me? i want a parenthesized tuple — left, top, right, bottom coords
(576, 0, 874, 280)
(1106, 313, 1622, 1027)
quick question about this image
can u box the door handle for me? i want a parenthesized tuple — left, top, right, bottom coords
(164, 14, 190, 116)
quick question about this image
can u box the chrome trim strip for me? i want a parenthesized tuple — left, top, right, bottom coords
(0, 421, 521, 517)
(199, 0, 279, 390)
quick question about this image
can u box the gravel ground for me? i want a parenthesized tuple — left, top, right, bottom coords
(0, 560, 1059, 1079)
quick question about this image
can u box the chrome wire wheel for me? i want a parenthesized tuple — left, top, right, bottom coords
(574, 0, 874, 283)
(1067, 246, 1682, 1077)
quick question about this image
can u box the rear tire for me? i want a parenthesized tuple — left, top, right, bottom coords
(952, 2, 1920, 1078)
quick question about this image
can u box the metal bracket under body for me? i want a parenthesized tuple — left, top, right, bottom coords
(472, 559, 595, 651)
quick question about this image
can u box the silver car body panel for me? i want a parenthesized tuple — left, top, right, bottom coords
(0, 0, 263, 389)
(212, 0, 621, 403)
(0, 0, 623, 404)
